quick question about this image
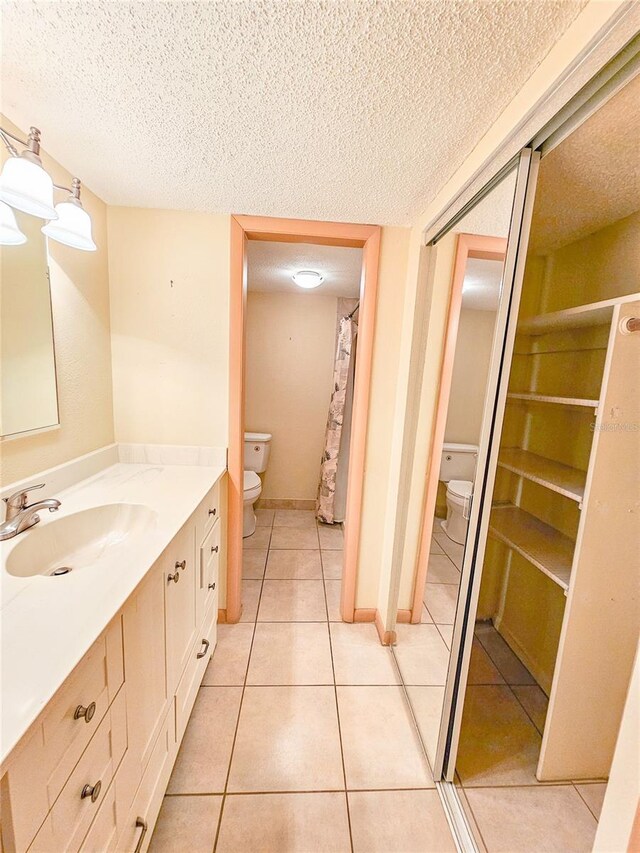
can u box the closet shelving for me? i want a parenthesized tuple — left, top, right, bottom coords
(506, 392, 598, 408)
(497, 447, 586, 503)
(517, 294, 638, 335)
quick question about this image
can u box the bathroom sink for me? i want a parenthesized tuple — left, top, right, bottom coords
(4, 503, 158, 578)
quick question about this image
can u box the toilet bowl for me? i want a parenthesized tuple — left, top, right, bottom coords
(441, 479, 473, 545)
(243, 432, 272, 538)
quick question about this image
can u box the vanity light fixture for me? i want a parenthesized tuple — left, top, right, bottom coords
(292, 270, 324, 289)
(0, 201, 27, 245)
(0, 125, 96, 250)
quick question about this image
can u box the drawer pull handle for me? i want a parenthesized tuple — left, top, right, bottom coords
(134, 817, 148, 853)
(197, 638, 210, 659)
(167, 571, 180, 584)
(208, 582, 216, 591)
(211, 545, 219, 554)
(175, 559, 187, 570)
(81, 780, 102, 803)
(208, 508, 216, 517)
(74, 702, 96, 723)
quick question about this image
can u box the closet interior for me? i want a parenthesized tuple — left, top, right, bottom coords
(459, 73, 639, 790)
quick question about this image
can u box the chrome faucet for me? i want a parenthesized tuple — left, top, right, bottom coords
(0, 483, 61, 541)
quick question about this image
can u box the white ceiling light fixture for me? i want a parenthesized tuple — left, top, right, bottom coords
(0, 201, 27, 246)
(292, 270, 324, 289)
(0, 124, 95, 250)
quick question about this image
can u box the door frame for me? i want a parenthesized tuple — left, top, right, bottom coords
(226, 215, 381, 624)
(409, 234, 507, 622)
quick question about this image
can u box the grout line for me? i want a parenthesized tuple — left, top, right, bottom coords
(167, 784, 443, 797)
(572, 782, 603, 821)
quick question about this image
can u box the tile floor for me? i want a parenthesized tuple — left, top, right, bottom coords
(149, 509, 456, 852)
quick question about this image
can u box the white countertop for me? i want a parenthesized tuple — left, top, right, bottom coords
(0, 461, 224, 768)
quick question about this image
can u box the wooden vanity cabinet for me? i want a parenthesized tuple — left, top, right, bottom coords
(0, 475, 225, 853)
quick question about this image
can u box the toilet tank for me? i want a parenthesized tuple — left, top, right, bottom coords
(440, 442, 478, 481)
(244, 432, 272, 473)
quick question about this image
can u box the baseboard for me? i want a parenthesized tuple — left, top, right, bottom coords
(217, 609, 228, 624)
(257, 499, 316, 510)
(494, 616, 552, 695)
(375, 611, 397, 646)
(396, 609, 412, 623)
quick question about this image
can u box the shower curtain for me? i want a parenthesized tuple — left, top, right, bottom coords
(316, 315, 357, 524)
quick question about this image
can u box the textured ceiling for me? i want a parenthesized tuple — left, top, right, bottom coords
(462, 257, 503, 311)
(530, 73, 640, 254)
(1, 0, 587, 225)
(247, 241, 362, 296)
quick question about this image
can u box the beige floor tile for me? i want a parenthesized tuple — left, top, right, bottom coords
(243, 548, 268, 579)
(349, 790, 455, 853)
(424, 583, 459, 624)
(243, 526, 272, 549)
(456, 685, 542, 787)
(149, 795, 222, 853)
(273, 509, 318, 528)
(433, 531, 464, 568)
(265, 549, 322, 579)
(167, 687, 242, 794)
(318, 523, 344, 549)
(430, 536, 445, 555)
(436, 624, 453, 648)
(202, 623, 254, 686)
(217, 792, 351, 852)
(321, 550, 343, 579)
(421, 605, 433, 624)
(270, 526, 319, 550)
(258, 579, 327, 621)
(228, 686, 344, 792)
(468, 639, 505, 685)
(239, 579, 262, 622)
(338, 686, 433, 789)
(406, 686, 445, 766)
(330, 623, 399, 685)
(393, 624, 451, 686)
(426, 554, 460, 585)
(512, 684, 549, 733)
(475, 622, 536, 685)
(465, 786, 597, 852)
(575, 782, 607, 820)
(325, 579, 342, 621)
(247, 622, 333, 685)
(255, 508, 275, 527)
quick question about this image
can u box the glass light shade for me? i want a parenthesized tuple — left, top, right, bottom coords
(42, 200, 97, 251)
(0, 155, 57, 220)
(0, 201, 27, 245)
(292, 270, 324, 289)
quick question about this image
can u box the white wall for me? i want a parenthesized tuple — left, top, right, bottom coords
(245, 291, 336, 501)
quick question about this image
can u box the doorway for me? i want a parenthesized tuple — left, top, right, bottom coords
(227, 217, 381, 624)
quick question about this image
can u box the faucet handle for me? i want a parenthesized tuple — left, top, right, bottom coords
(3, 483, 45, 519)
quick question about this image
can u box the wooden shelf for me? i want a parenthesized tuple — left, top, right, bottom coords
(507, 392, 599, 408)
(498, 448, 586, 503)
(489, 505, 574, 591)
(518, 293, 640, 336)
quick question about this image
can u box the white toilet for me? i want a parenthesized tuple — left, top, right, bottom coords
(439, 442, 478, 544)
(243, 432, 272, 538)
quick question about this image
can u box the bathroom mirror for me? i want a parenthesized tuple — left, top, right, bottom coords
(0, 209, 59, 438)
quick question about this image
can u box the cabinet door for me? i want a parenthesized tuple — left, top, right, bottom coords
(197, 519, 220, 625)
(165, 522, 198, 695)
(121, 561, 168, 799)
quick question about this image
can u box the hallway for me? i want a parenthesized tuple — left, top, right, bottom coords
(149, 509, 456, 852)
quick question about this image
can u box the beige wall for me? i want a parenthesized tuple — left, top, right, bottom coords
(107, 208, 230, 446)
(245, 291, 336, 501)
(0, 116, 114, 487)
(444, 307, 496, 446)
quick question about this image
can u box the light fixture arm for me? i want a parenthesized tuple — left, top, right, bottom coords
(52, 177, 82, 200)
(0, 126, 42, 163)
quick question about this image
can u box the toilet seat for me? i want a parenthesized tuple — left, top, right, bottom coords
(243, 470, 262, 501)
(447, 479, 472, 500)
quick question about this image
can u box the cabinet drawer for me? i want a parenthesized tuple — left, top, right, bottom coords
(197, 520, 220, 624)
(28, 688, 127, 853)
(116, 707, 174, 853)
(3, 619, 124, 853)
(175, 597, 218, 745)
(78, 782, 117, 853)
(195, 482, 220, 547)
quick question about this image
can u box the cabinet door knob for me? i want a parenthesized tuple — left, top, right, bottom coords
(134, 817, 148, 853)
(196, 638, 210, 659)
(81, 780, 102, 803)
(208, 508, 216, 517)
(167, 571, 180, 584)
(208, 582, 216, 591)
(74, 701, 96, 723)
(175, 559, 186, 570)
(211, 545, 219, 554)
